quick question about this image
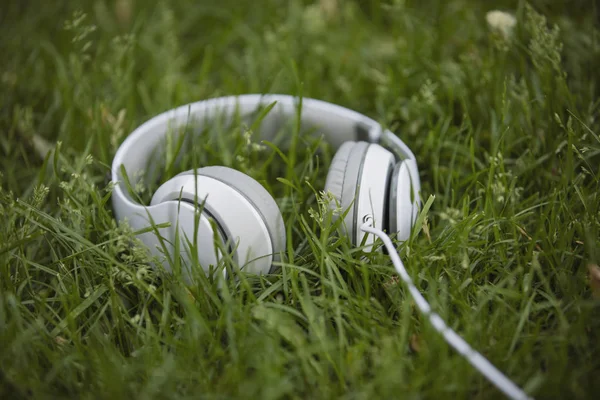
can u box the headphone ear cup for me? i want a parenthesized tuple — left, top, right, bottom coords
(150, 167, 285, 275)
(180, 166, 286, 263)
(325, 142, 395, 248)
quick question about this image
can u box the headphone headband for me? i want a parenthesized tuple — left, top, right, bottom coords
(111, 94, 419, 230)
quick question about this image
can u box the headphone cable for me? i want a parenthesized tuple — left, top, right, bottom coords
(360, 222, 533, 400)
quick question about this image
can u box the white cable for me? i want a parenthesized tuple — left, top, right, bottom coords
(360, 222, 533, 400)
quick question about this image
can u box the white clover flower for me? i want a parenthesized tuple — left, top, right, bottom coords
(486, 10, 517, 39)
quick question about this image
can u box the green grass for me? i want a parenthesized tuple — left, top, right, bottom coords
(1, 0, 600, 398)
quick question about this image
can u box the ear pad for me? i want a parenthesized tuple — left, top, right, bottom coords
(388, 160, 420, 242)
(178, 167, 286, 263)
(325, 141, 395, 247)
(324, 141, 369, 238)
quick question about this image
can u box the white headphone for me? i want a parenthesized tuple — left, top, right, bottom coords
(111, 94, 532, 400)
(111, 94, 421, 278)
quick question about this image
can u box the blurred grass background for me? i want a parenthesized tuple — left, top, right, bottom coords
(1, 0, 599, 399)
